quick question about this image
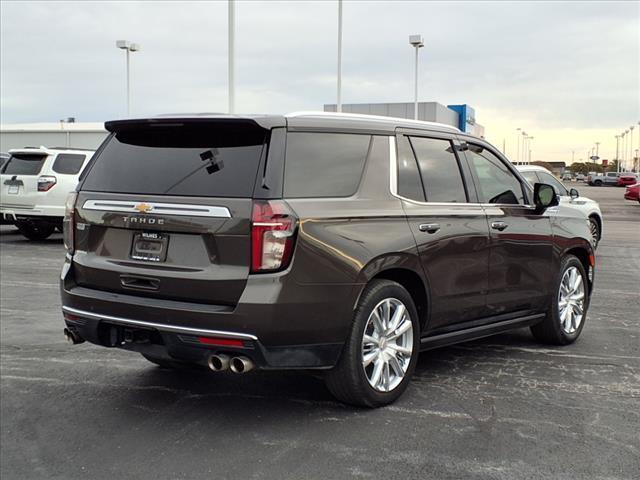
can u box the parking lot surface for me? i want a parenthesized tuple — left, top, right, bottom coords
(1, 184, 638, 480)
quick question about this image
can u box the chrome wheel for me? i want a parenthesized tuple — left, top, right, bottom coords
(558, 266, 585, 334)
(589, 218, 600, 247)
(361, 298, 414, 393)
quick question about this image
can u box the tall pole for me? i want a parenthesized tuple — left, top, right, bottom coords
(630, 126, 635, 171)
(228, 0, 235, 114)
(414, 46, 419, 120)
(502, 138, 506, 155)
(615, 135, 620, 172)
(336, 0, 343, 112)
(126, 48, 130, 116)
(516, 128, 521, 163)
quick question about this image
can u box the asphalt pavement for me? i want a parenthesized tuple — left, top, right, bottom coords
(1, 184, 638, 480)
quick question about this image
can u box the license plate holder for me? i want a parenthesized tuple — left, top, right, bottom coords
(130, 232, 168, 262)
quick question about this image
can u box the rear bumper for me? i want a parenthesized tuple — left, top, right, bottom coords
(60, 258, 360, 369)
(62, 306, 342, 370)
(1, 205, 63, 221)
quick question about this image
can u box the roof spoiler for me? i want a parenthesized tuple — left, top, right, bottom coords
(105, 116, 283, 133)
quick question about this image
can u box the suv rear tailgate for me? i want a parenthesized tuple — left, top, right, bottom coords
(0, 152, 48, 209)
(71, 119, 270, 306)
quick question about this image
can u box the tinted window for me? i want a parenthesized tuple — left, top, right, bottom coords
(466, 144, 525, 204)
(410, 137, 467, 203)
(284, 132, 370, 198)
(82, 125, 266, 197)
(2, 154, 47, 175)
(537, 171, 568, 196)
(52, 154, 86, 175)
(397, 135, 424, 201)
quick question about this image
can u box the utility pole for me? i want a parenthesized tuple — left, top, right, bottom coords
(228, 0, 236, 114)
(336, 0, 343, 112)
(409, 35, 424, 120)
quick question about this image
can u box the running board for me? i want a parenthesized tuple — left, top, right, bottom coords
(420, 313, 545, 351)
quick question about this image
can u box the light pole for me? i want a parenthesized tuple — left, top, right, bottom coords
(521, 131, 527, 164)
(116, 40, 140, 116)
(228, 0, 235, 114)
(595, 141, 600, 158)
(630, 126, 635, 171)
(409, 35, 424, 120)
(615, 135, 620, 170)
(336, 0, 343, 112)
(527, 137, 534, 164)
(621, 132, 626, 172)
(516, 127, 521, 163)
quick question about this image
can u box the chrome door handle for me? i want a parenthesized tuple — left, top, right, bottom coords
(419, 223, 440, 234)
(491, 221, 508, 231)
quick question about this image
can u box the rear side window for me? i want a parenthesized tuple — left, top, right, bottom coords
(284, 132, 371, 198)
(409, 137, 467, 203)
(1, 154, 47, 175)
(81, 125, 267, 197)
(52, 154, 86, 175)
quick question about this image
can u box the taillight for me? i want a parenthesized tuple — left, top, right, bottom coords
(37, 175, 57, 192)
(63, 192, 78, 254)
(251, 200, 297, 273)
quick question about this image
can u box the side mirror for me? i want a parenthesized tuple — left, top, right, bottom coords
(569, 188, 579, 199)
(534, 183, 559, 212)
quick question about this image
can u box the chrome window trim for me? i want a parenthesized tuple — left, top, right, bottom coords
(62, 306, 258, 341)
(82, 200, 231, 218)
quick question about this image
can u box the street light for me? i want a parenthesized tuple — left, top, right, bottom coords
(527, 136, 534, 164)
(228, 0, 235, 114)
(515, 127, 521, 163)
(409, 35, 424, 120)
(629, 126, 635, 171)
(336, 0, 343, 112)
(116, 40, 140, 116)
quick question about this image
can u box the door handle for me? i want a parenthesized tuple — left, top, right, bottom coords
(491, 221, 508, 231)
(419, 223, 440, 234)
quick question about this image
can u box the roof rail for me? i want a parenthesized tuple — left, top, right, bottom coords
(285, 111, 460, 132)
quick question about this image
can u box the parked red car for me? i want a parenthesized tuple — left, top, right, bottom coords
(617, 175, 638, 186)
(624, 183, 640, 203)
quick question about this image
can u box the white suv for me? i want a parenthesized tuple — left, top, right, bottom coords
(517, 165, 603, 248)
(0, 146, 94, 240)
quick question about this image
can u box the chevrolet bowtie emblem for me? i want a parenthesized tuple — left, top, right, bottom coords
(134, 203, 153, 213)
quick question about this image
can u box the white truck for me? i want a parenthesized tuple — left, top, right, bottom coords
(0, 146, 94, 240)
(587, 171, 619, 186)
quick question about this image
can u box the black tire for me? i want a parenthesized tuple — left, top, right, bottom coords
(141, 353, 184, 369)
(594, 180, 602, 186)
(588, 216, 601, 248)
(15, 220, 55, 240)
(325, 279, 420, 408)
(531, 255, 589, 345)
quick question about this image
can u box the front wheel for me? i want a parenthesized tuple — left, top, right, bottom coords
(531, 255, 589, 345)
(325, 280, 420, 407)
(594, 180, 602, 186)
(15, 220, 55, 240)
(589, 217, 601, 248)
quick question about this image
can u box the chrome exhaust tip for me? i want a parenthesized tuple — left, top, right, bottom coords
(207, 354, 230, 372)
(230, 356, 254, 374)
(63, 328, 84, 345)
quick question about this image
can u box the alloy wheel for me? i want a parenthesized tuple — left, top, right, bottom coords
(558, 266, 585, 334)
(361, 298, 413, 393)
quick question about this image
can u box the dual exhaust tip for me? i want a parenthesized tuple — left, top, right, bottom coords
(208, 354, 254, 374)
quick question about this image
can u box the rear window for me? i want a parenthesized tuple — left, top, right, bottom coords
(284, 132, 371, 198)
(52, 154, 86, 175)
(2, 154, 47, 175)
(81, 125, 267, 197)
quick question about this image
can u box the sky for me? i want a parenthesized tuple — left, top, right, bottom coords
(1, 0, 639, 164)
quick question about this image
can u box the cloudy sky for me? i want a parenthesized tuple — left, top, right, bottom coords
(1, 0, 638, 163)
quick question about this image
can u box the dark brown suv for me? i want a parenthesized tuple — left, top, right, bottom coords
(60, 112, 595, 407)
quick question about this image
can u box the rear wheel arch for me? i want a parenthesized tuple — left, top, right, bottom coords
(355, 267, 429, 332)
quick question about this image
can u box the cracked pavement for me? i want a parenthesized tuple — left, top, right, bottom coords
(1, 185, 639, 479)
